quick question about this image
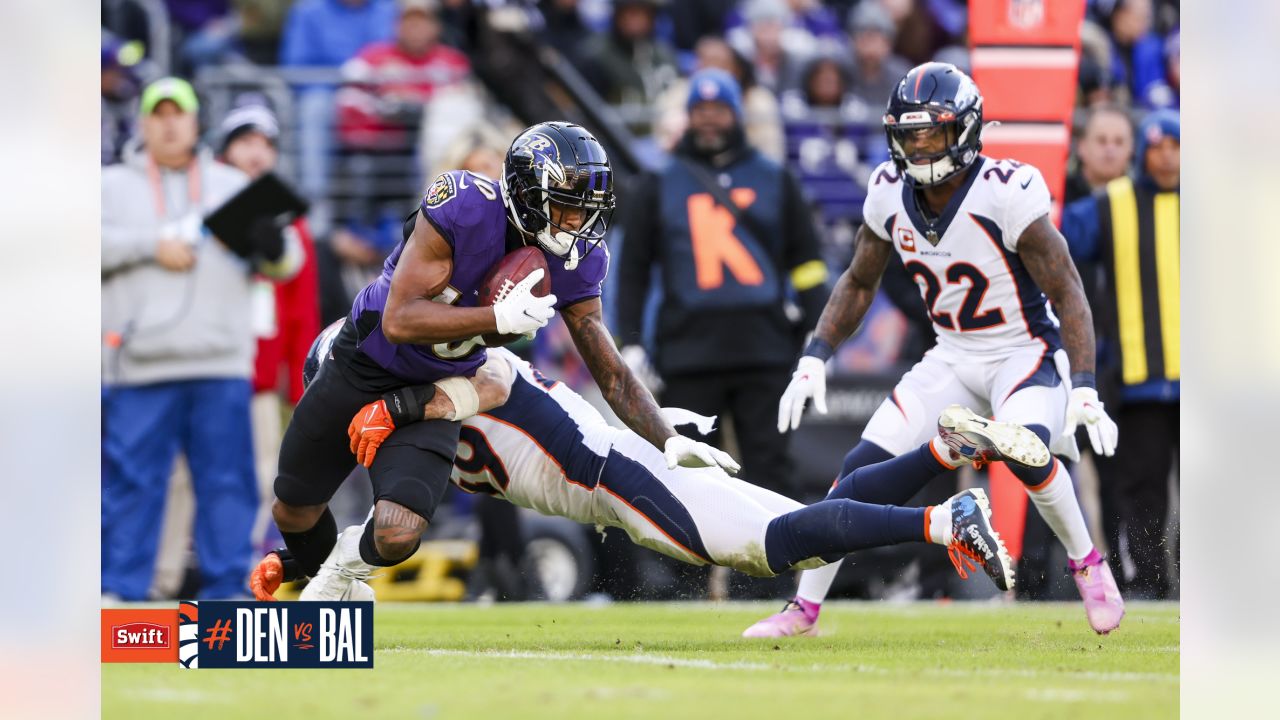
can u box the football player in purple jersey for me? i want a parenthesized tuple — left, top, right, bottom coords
(257, 122, 738, 599)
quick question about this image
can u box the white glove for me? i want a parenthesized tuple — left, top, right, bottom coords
(492, 268, 557, 336)
(663, 435, 741, 475)
(620, 345, 664, 394)
(777, 355, 828, 433)
(1063, 386, 1119, 457)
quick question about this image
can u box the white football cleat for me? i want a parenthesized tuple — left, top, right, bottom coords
(300, 525, 377, 602)
(937, 405, 1050, 468)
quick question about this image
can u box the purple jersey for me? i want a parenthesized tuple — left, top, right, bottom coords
(348, 170, 609, 384)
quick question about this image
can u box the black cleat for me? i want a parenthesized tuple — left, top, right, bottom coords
(945, 488, 1016, 592)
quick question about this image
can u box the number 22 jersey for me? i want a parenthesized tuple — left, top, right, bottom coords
(863, 156, 1062, 361)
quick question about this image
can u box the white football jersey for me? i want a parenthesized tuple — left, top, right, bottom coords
(451, 350, 816, 576)
(863, 156, 1061, 361)
(452, 349, 621, 523)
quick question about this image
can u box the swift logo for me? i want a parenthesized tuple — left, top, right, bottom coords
(112, 622, 171, 649)
(103, 608, 182, 663)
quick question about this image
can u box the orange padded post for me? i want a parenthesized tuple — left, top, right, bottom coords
(986, 462, 1028, 562)
(968, 0, 1087, 225)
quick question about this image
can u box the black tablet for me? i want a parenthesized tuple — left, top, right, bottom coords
(203, 171, 309, 257)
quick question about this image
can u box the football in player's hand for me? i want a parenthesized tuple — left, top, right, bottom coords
(478, 246, 552, 346)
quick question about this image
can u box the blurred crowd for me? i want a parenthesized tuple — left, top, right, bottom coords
(101, 0, 1180, 602)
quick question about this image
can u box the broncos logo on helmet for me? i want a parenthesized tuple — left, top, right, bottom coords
(500, 121, 615, 271)
(883, 62, 985, 187)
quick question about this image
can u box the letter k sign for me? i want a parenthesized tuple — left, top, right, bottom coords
(686, 189, 765, 290)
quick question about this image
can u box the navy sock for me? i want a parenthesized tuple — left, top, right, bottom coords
(827, 442, 950, 505)
(1005, 424, 1054, 486)
(836, 440, 894, 484)
(279, 507, 337, 578)
(764, 499, 926, 574)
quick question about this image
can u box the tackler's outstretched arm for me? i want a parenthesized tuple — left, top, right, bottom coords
(561, 297, 740, 474)
(347, 354, 516, 467)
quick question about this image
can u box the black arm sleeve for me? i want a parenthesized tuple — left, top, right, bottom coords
(614, 172, 660, 346)
(781, 170, 830, 333)
(402, 209, 418, 242)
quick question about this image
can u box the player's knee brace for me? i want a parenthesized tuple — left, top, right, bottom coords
(370, 428, 457, 522)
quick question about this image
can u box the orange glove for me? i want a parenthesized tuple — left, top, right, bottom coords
(349, 385, 437, 467)
(249, 553, 284, 601)
(349, 398, 396, 467)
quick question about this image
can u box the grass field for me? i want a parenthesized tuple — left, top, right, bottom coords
(103, 601, 1179, 720)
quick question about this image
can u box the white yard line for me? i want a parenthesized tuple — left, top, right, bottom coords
(386, 647, 773, 671)
(122, 688, 231, 704)
(1024, 688, 1132, 703)
(381, 646, 1179, 684)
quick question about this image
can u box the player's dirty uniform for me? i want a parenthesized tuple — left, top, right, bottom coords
(274, 170, 608, 522)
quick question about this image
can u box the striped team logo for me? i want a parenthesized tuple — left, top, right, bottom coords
(178, 600, 200, 669)
(425, 172, 457, 208)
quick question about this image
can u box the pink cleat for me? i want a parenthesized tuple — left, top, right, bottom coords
(1069, 549, 1125, 634)
(741, 599, 819, 638)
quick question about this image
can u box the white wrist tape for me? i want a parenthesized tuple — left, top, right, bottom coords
(434, 376, 480, 421)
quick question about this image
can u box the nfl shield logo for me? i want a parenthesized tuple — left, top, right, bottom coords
(1008, 0, 1044, 29)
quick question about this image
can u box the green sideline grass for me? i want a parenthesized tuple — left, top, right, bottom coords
(103, 601, 1179, 720)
